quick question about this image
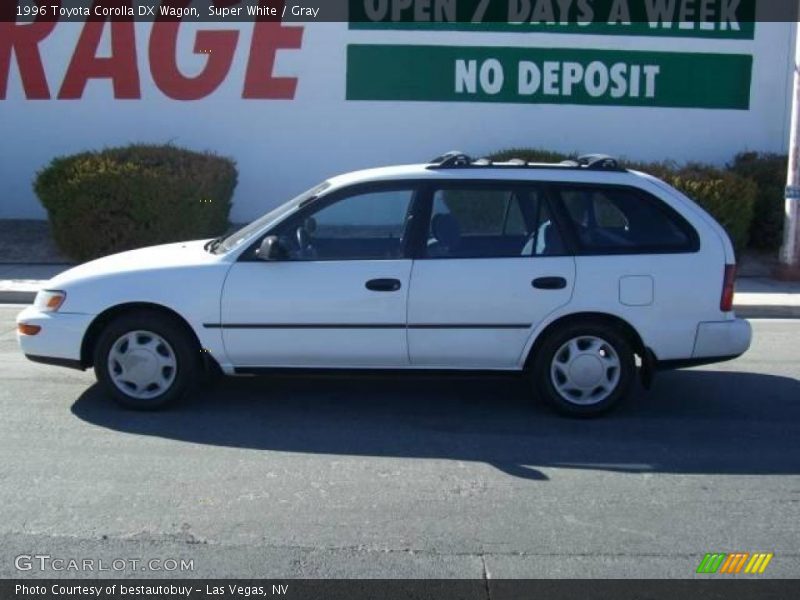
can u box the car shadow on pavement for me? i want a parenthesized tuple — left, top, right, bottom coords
(71, 369, 800, 481)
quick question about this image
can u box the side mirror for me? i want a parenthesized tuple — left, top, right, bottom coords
(255, 236, 286, 261)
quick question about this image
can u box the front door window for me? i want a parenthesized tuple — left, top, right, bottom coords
(274, 189, 414, 260)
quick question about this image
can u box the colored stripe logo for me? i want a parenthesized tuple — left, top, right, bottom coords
(697, 553, 773, 574)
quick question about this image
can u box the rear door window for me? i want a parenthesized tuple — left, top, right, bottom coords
(554, 185, 699, 254)
(424, 185, 567, 258)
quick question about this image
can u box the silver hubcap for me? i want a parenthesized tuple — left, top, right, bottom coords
(107, 330, 177, 400)
(550, 335, 621, 406)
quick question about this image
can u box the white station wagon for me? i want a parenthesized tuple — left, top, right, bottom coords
(17, 153, 752, 416)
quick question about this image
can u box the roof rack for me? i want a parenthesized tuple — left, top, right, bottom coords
(426, 151, 624, 172)
(575, 154, 621, 170)
(428, 151, 473, 168)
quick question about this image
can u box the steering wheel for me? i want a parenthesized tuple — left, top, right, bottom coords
(295, 217, 318, 259)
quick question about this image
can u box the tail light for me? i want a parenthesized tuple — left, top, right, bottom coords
(720, 264, 736, 312)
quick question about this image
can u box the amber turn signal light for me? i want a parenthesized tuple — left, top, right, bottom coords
(18, 323, 41, 336)
(46, 295, 64, 310)
(34, 290, 66, 313)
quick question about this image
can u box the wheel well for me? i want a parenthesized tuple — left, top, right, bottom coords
(80, 302, 205, 369)
(523, 312, 647, 369)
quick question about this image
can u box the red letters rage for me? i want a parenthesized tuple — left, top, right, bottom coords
(0, 1, 304, 100)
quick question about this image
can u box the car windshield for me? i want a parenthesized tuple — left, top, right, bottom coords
(213, 182, 331, 254)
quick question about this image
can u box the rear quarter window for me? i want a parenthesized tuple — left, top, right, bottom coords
(553, 185, 699, 255)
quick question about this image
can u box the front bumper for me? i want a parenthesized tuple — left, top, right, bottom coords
(692, 318, 752, 360)
(16, 305, 94, 367)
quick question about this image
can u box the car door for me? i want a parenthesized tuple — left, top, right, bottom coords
(407, 182, 576, 368)
(219, 184, 417, 368)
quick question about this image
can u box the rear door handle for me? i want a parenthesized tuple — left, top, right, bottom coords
(532, 276, 567, 290)
(366, 278, 402, 292)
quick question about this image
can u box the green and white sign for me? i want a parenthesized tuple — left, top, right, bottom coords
(347, 45, 753, 109)
(349, 0, 756, 39)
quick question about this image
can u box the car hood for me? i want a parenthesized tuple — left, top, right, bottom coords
(47, 239, 222, 288)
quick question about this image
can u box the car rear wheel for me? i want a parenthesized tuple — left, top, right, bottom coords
(93, 311, 200, 410)
(531, 321, 635, 417)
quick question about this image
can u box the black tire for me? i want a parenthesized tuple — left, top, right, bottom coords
(531, 320, 635, 417)
(93, 310, 201, 410)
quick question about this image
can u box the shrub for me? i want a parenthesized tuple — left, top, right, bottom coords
(728, 152, 787, 251)
(34, 144, 237, 262)
(487, 148, 573, 163)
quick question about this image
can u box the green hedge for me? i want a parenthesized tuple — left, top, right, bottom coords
(488, 148, 574, 164)
(35, 144, 237, 262)
(728, 152, 787, 252)
(487, 149, 759, 252)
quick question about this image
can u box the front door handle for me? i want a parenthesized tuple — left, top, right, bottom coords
(532, 276, 567, 290)
(366, 278, 402, 292)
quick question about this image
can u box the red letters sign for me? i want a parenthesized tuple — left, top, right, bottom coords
(0, 0, 304, 100)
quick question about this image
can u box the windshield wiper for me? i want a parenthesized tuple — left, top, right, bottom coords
(204, 236, 224, 253)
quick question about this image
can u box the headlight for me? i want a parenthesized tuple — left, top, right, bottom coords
(34, 290, 67, 312)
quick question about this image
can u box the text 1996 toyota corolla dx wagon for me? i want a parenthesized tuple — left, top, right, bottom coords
(16, 153, 751, 416)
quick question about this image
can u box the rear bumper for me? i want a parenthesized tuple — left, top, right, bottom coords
(656, 354, 741, 370)
(692, 318, 752, 360)
(653, 319, 751, 371)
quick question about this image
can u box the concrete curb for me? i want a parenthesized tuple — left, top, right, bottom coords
(733, 305, 800, 319)
(0, 279, 49, 305)
(0, 291, 39, 304)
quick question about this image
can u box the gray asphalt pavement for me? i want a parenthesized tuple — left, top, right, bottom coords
(0, 306, 798, 579)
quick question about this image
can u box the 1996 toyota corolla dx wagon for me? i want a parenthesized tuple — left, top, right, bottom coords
(17, 152, 752, 416)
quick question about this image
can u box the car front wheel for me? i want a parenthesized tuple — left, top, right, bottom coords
(93, 311, 200, 410)
(532, 321, 635, 417)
